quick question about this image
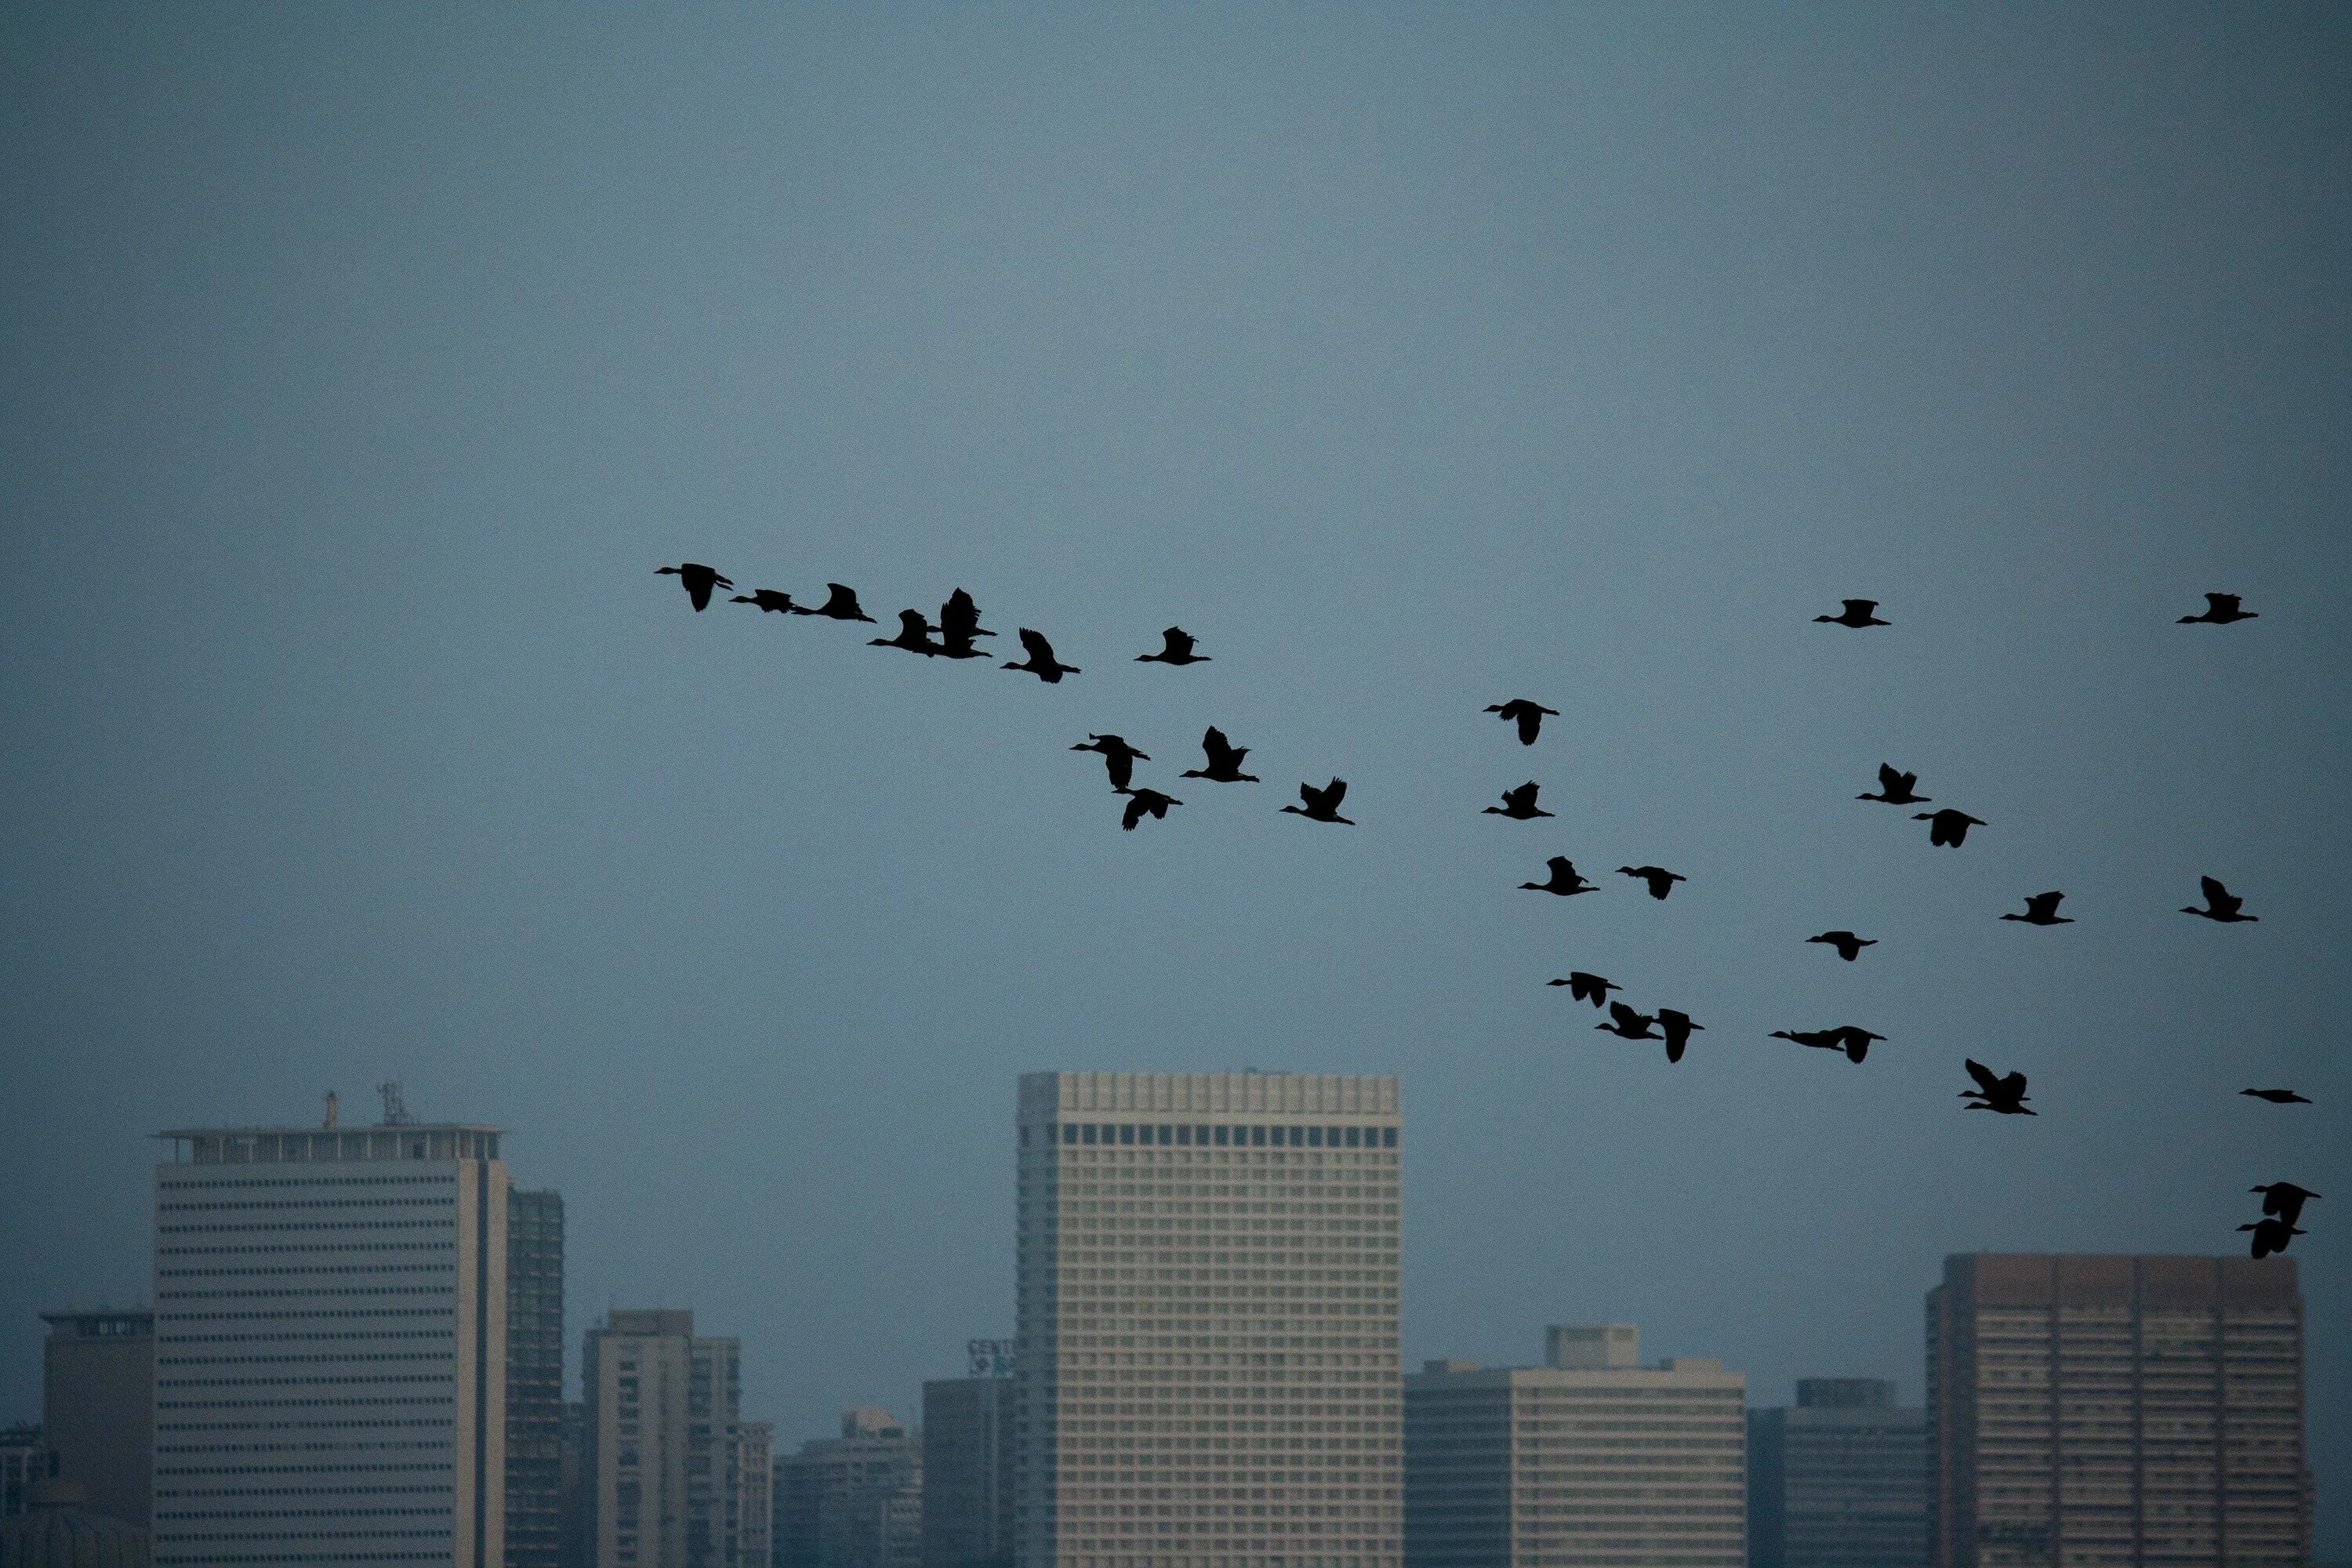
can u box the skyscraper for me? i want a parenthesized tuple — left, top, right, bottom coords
(582, 1309, 749, 1568)
(1746, 1377, 1925, 1568)
(740, 1421, 775, 1568)
(1403, 1325, 1746, 1568)
(1926, 1253, 2307, 1567)
(151, 1117, 508, 1566)
(509, 1189, 567, 1568)
(39, 1309, 154, 1526)
(1014, 1071, 1403, 1568)
(922, 1373, 1014, 1568)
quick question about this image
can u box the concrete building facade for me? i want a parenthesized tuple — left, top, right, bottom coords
(1014, 1070, 1403, 1568)
(2, 1426, 56, 1518)
(581, 1309, 748, 1568)
(740, 1421, 774, 1568)
(1746, 1377, 1925, 1568)
(1403, 1325, 1746, 1568)
(922, 1375, 1014, 1568)
(1926, 1253, 2307, 1568)
(775, 1407, 923, 1568)
(151, 1120, 507, 1566)
(40, 1310, 154, 1526)
(509, 1189, 567, 1568)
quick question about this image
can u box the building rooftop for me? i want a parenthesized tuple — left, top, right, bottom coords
(156, 1124, 502, 1163)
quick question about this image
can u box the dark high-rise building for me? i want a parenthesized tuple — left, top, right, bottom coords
(775, 1408, 923, 1568)
(920, 1375, 1014, 1568)
(1926, 1253, 2307, 1567)
(508, 1189, 566, 1568)
(1747, 1377, 1925, 1568)
(39, 1310, 154, 1527)
(1, 1426, 56, 1518)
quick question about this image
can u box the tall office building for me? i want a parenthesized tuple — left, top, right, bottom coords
(775, 1408, 924, 1568)
(509, 1189, 567, 1568)
(1747, 1377, 1925, 1568)
(40, 1309, 154, 1526)
(922, 1374, 1014, 1568)
(740, 1422, 775, 1568)
(581, 1309, 749, 1567)
(1, 1426, 54, 1518)
(1403, 1325, 1746, 1568)
(1014, 1071, 1403, 1568)
(152, 1117, 507, 1566)
(1926, 1253, 2307, 1567)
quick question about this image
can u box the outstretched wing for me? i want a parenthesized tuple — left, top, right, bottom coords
(1121, 794, 1148, 830)
(2208, 592, 2240, 614)
(1164, 626, 1196, 657)
(1018, 627, 1055, 662)
(1964, 1058, 2001, 1094)
(1322, 778, 1348, 808)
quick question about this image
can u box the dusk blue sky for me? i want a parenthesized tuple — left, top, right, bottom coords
(4, 3, 2347, 1548)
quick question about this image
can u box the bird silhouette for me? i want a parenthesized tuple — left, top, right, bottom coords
(2241, 1088, 2312, 1105)
(1118, 788, 1182, 831)
(869, 609, 945, 656)
(2179, 593, 2257, 625)
(730, 588, 799, 613)
(2238, 1218, 2305, 1259)
(1521, 856, 1596, 896)
(1807, 931, 1877, 962)
(1960, 1059, 2034, 1114)
(1816, 598, 1890, 628)
(1547, 971, 1621, 1007)
(1617, 865, 1686, 901)
(1181, 727, 1258, 783)
(1072, 735, 1150, 793)
(1486, 699, 1559, 746)
(1596, 1001, 1660, 1040)
(1003, 628, 1080, 683)
(795, 583, 877, 622)
(1483, 782, 1553, 820)
(1771, 1028, 1844, 1052)
(1915, 809, 1986, 848)
(938, 588, 996, 644)
(2002, 891, 2074, 926)
(1857, 764, 1929, 804)
(2181, 876, 2257, 923)
(656, 563, 733, 612)
(1655, 1008, 1704, 1063)
(2251, 1182, 2320, 1227)
(1280, 779, 1354, 825)
(1768, 1025, 1886, 1063)
(1138, 626, 1210, 665)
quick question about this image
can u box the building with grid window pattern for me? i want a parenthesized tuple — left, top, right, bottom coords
(1926, 1253, 2307, 1567)
(1014, 1071, 1403, 1568)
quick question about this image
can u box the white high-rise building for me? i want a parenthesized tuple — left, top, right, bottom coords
(1014, 1071, 1403, 1568)
(152, 1116, 508, 1566)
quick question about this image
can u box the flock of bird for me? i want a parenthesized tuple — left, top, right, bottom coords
(656, 568, 2313, 1259)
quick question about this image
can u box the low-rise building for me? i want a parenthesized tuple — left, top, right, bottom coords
(1748, 1377, 1926, 1568)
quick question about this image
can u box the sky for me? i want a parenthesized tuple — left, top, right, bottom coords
(3, 0, 2347, 1548)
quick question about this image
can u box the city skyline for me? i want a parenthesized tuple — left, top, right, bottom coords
(4, 2, 2345, 1555)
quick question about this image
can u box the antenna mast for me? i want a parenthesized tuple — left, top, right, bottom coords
(376, 1082, 412, 1126)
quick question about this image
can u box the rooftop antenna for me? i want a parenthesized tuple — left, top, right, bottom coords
(323, 1091, 339, 1129)
(376, 1082, 411, 1127)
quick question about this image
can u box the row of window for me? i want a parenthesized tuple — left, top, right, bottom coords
(1058, 1124, 1399, 1149)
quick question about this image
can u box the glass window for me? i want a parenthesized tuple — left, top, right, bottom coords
(1381, 1127, 1397, 1148)
(1177, 1125, 1192, 1146)
(1120, 1124, 1136, 1145)
(1083, 1125, 1098, 1145)
(1214, 1127, 1230, 1146)
(1345, 1127, 1361, 1148)
(1287, 1126, 1305, 1147)
(1307, 1127, 1323, 1147)
(1250, 1126, 1267, 1147)
(1196, 1124, 1211, 1145)
(1065, 1124, 1080, 1145)
(1156, 1124, 1174, 1145)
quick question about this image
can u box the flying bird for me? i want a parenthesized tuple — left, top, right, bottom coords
(2179, 593, 2257, 625)
(1521, 857, 1596, 896)
(1547, 972, 1621, 1007)
(1960, 1059, 2034, 1115)
(2181, 877, 2257, 923)
(1655, 1008, 1704, 1063)
(1003, 628, 1080, 683)
(1915, 808, 1986, 848)
(2251, 1182, 2321, 1227)
(1483, 782, 1553, 820)
(1117, 788, 1182, 831)
(655, 563, 733, 612)
(1807, 931, 1877, 962)
(2001, 891, 2074, 926)
(1181, 728, 1258, 783)
(1816, 598, 1890, 628)
(1617, 865, 1686, 901)
(2241, 1088, 2312, 1105)
(1857, 764, 1929, 804)
(2238, 1218, 2305, 1259)
(730, 588, 799, 613)
(1595, 1001, 1660, 1040)
(1486, 699, 1559, 746)
(1137, 626, 1210, 665)
(938, 588, 996, 644)
(1280, 779, 1355, 825)
(795, 583, 877, 622)
(1768, 1025, 1886, 1064)
(1072, 735, 1150, 793)
(869, 609, 945, 657)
